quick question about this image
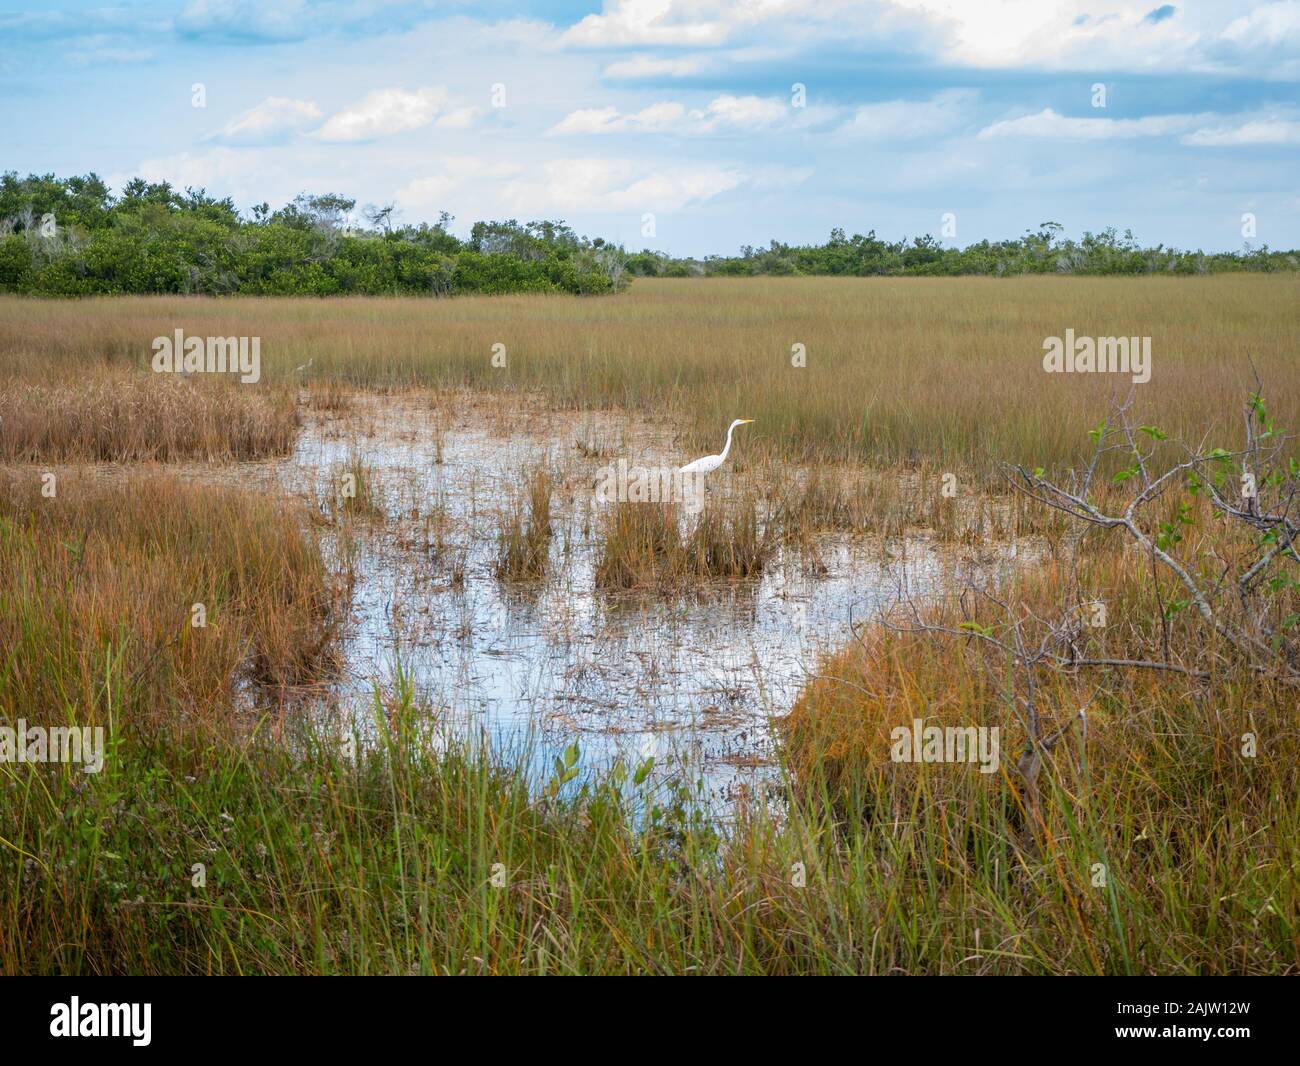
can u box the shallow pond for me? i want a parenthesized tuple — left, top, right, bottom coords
(258, 392, 1025, 808)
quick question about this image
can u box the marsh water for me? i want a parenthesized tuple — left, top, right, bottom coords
(249, 392, 1023, 807)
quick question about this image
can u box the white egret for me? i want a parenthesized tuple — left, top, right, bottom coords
(679, 419, 754, 475)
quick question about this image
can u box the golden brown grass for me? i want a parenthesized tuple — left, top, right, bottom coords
(0, 367, 297, 462)
(2, 277, 1294, 474)
(594, 496, 773, 590)
(776, 535, 1299, 974)
(1, 280, 1296, 975)
(785, 532, 1295, 840)
(495, 463, 554, 581)
(0, 467, 338, 728)
(594, 501, 685, 590)
(332, 449, 384, 521)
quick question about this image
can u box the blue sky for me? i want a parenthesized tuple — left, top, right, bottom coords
(2, 0, 1298, 255)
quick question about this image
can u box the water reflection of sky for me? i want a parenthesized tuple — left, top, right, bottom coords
(274, 396, 1018, 810)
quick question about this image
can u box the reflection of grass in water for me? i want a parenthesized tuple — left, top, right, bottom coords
(3, 409, 1293, 974)
(5, 282, 1295, 973)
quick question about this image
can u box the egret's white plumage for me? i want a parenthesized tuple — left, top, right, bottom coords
(679, 419, 753, 475)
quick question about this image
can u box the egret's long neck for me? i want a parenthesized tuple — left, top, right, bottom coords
(719, 422, 737, 463)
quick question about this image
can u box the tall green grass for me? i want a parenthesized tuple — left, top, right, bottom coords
(4, 668, 1293, 975)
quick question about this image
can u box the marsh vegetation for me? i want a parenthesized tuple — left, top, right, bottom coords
(1, 277, 1296, 974)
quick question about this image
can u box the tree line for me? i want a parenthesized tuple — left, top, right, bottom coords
(2, 172, 1294, 297)
(0, 172, 629, 297)
(629, 223, 1299, 278)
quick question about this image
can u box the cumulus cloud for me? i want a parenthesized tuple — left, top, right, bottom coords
(119, 147, 295, 207)
(208, 96, 323, 144)
(697, 94, 787, 130)
(1221, 0, 1300, 48)
(1208, 1, 1300, 75)
(395, 158, 525, 214)
(316, 86, 448, 142)
(551, 102, 687, 135)
(978, 104, 1300, 147)
(207, 89, 473, 147)
(557, 0, 1298, 79)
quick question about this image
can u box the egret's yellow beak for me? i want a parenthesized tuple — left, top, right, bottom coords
(740, 419, 755, 424)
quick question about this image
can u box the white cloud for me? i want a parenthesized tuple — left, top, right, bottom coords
(562, 0, 737, 47)
(745, 163, 816, 191)
(697, 94, 787, 130)
(551, 107, 624, 135)
(504, 158, 743, 212)
(978, 107, 1204, 141)
(602, 53, 706, 79)
(395, 158, 525, 215)
(1221, 1, 1300, 48)
(316, 86, 448, 143)
(550, 94, 792, 136)
(64, 35, 154, 66)
(839, 89, 974, 140)
(435, 107, 480, 130)
(1182, 118, 1300, 145)
(1212, 1, 1300, 75)
(887, 0, 1206, 71)
(559, 0, 1299, 78)
(397, 155, 746, 216)
(208, 96, 323, 145)
(122, 147, 289, 205)
(177, 0, 311, 42)
(981, 104, 1300, 146)
(551, 102, 687, 135)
